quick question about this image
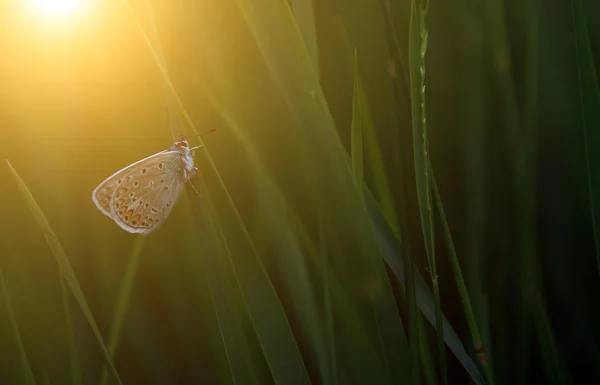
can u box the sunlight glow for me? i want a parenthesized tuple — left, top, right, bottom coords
(30, 0, 84, 18)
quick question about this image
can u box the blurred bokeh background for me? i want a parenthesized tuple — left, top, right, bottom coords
(0, 0, 599, 384)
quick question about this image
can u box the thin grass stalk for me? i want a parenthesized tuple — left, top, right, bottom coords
(351, 48, 365, 202)
(418, 313, 437, 385)
(430, 168, 494, 385)
(0, 266, 37, 385)
(6, 160, 122, 385)
(100, 236, 145, 385)
(188, 194, 261, 385)
(318, 210, 339, 385)
(482, 1, 533, 383)
(378, 2, 422, 383)
(200, 84, 405, 383)
(379, 0, 411, 113)
(59, 278, 82, 385)
(571, 0, 600, 277)
(408, 0, 447, 383)
(290, 0, 319, 80)
(365, 190, 485, 384)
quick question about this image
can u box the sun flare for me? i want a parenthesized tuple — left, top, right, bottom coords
(30, 0, 84, 18)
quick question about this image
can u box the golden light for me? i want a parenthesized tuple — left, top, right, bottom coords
(29, 0, 85, 19)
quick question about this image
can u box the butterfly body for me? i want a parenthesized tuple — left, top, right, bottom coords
(92, 136, 198, 234)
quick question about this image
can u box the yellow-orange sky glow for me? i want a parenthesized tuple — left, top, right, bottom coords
(28, 0, 87, 21)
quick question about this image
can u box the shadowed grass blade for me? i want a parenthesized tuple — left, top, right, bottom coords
(290, 0, 319, 79)
(365, 189, 486, 385)
(6, 160, 123, 385)
(60, 277, 81, 385)
(199, 86, 409, 384)
(191, 175, 312, 385)
(123, 7, 313, 383)
(100, 236, 146, 385)
(0, 266, 36, 385)
(351, 49, 365, 201)
(571, 0, 600, 277)
(408, 1, 446, 383)
(430, 167, 493, 384)
(188, 193, 261, 385)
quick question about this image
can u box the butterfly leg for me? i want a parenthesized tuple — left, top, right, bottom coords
(190, 145, 204, 151)
(187, 180, 202, 197)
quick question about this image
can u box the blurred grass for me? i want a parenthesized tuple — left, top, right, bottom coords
(0, 266, 36, 385)
(6, 160, 122, 385)
(572, 0, 600, 276)
(0, 0, 599, 384)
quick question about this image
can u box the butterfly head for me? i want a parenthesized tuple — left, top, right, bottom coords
(174, 136, 189, 149)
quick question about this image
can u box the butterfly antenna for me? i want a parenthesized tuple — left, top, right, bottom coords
(191, 128, 217, 140)
(164, 106, 177, 141)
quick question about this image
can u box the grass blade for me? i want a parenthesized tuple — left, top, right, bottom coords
(59, 277, 81, 385)
(123, 7, 314, 383)
(0, 266, 37, 385)
(351, 48, 365, 201)
(290, 0, 319, 79)
(365, 189, 485, 385)
(430, 168, 494, 384)
(100, 236, 146, 385)
(408, 1, 447, 383)
(188, 194, 262, 385)
(6, 160, 123, 385)
(571, 0, 600, 277)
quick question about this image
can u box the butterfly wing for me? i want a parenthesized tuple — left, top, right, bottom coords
(93, 150, 189, 234)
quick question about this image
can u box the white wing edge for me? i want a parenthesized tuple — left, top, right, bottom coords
(91, 148, 175, 220)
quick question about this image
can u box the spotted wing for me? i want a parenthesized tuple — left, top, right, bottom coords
(107, 151, 189, 234)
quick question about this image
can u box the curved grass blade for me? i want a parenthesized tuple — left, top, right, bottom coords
(351, 48, 365, 201)
(290, 0, 319, 79)
(199, 86, 410, 384)
(430, 167, 494, 384)
(6, 160, 123, 385)
(365, 189, 486, 385)
(188, 194, 261, 385)
(121, 6, 313, 383)
(408, 1, 446, 383)
(100, 236, 146, 385)
(60, 277, 82, 385)
(0, 266, 37, 385)
(192, 174, 312, 385)
(571, 0, 600, 277)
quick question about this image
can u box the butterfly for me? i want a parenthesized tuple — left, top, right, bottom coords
(92, 136, 202, 234)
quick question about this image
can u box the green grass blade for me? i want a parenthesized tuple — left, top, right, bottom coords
(318, 211, 339, 385)
(365, 190, 486, 385)
(430, 168, 494, 384)
(195, 89, 330, 384)
(200, 85, 411, 384)
(290, 0, 319, 79)
(532, 298, 573, 384)
(100, 236, 146, 385)
(408, 1, 446, 384)
(351, 48, 365, 201)
(60, 277, 82, 385)
(6, 160, 123, 385)
(350, 49, 400, 236)
(571, 0, 600, 277)
(0, 266, 37, 385)
(188, 194, 261, 385)
(351, 47, 411, 384)
(124, 8, 314, 383)
(192, 177, 312, 385)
